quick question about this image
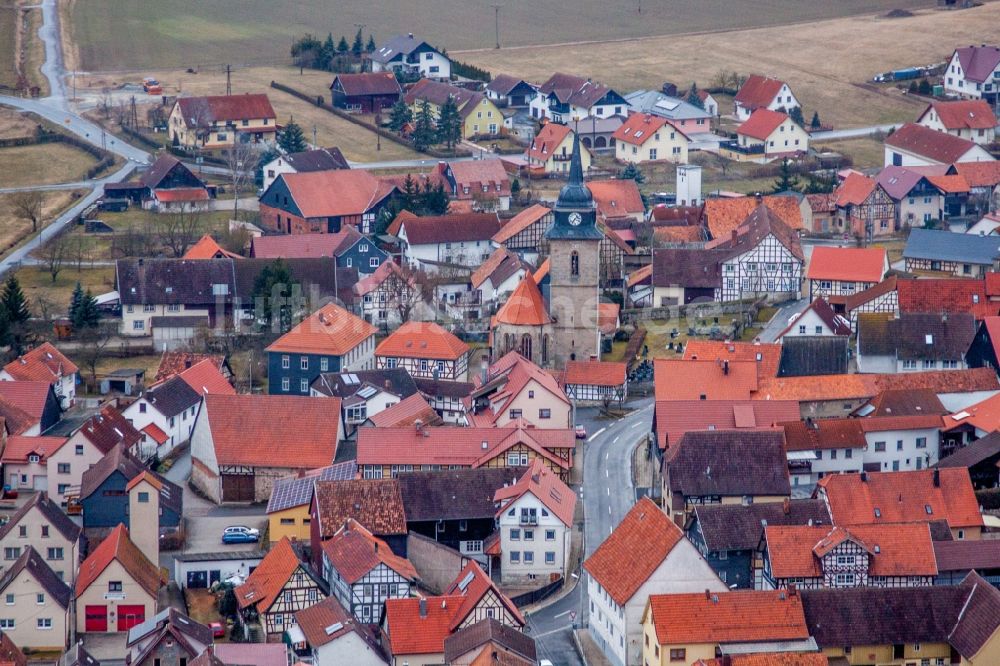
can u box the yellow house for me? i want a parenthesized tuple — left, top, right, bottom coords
(168, 93, 277, 150)
(0, 547, 70, 651)
(75, 524, 161, 634)
(403, 79, 503, 139)
(266, 461, 358, 544)
(641, 589, 810, 666)
(526, 123, 592, 175)
(612, 112, 690, 164)
(801, 574, 1000, 666)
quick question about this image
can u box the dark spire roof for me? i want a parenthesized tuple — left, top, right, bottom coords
(555, 131, 594, 210)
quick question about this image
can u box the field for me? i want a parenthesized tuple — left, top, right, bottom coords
(812, 137, 887, 170)
(0, 105, 37, 139)
(12, 264, 114, 312)
(0, 1, 17, 89)
(65, 0, 941, 72)
(0, 143, 99, 188)
(0, 189, 86, 258)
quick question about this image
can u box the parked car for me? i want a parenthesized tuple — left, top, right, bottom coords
(575, 425, 587, 439)
(222, 525, 260, 544)
(209, 622, 226, 638)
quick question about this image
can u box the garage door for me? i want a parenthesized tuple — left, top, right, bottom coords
(221, 474, 255, 502)
(117, 605, 145, 632)
(32, 475, 47, 491)
(84, 605, 107, 632)
(187, 570, 208, 589)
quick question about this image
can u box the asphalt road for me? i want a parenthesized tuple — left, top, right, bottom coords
(525, 399, 654, 666)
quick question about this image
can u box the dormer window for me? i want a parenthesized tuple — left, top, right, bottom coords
(28, 455, 40, 464)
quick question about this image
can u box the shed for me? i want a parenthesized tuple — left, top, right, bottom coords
(100, 368, 146, 396)
(173, 550, 266, 589)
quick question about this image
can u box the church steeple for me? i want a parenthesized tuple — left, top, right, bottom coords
(546, 130, 602, 241)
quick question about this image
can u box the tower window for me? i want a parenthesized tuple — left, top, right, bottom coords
(571, 251, 579, 277)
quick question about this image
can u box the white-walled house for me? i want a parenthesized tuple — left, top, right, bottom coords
(370, 34, 450, 80)
(857, 312, 975, 374)
(494, 461, 575, 585)
(121, 376, 202, 461)
(529, 72, 629, 122)
(582, 497, 726, 666)
(884, 123, 995, 167)
(732, 109, 809, 162)
(944, 45, 1000, 102)
(1, 342, 78, 410)
(733, 75, 800, 121)
(612, 113, 689, 164)
(292, 596, 386, 666)
(397, 213, 501, 273)
(917, 100, 998, 145)
(775, 298, 851, 341)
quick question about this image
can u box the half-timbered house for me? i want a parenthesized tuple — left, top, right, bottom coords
(492, 205, 551, 264)
(834, 172, 896, 237)
(375, 321, 470, 381)
(321, 519, 417, 625)
(842, 276, 898, 327)
(413, 377, 473, 424)
(904, 227, 1000, 277)
(760, 523, 938, 590)
(562, 360, 628, 405)
(236, 538, 324, 638)
(353, 261, 421, 329)
(806, 247, 888, 300)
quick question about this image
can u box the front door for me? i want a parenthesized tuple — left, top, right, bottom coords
(117, 605, 146, 631)
(187, 570, 208, 589)
(84, 605, 107, 632)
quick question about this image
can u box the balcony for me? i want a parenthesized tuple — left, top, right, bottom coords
(720, 140, 765, 155)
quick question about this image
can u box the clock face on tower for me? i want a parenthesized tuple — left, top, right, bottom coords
(568, 212, 582, 226)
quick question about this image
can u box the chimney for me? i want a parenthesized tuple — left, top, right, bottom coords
(408, 32, 414, 38)
(933, 469, 940, 487)
(782, 498, 790, 515)
(755, 192, 763, 204)
(860, 471, 868, 482)
(704, 589, 711, 599)
(788, 583, 797, 597)
(184, 359, 192, 369)
(723, 360, 729, 375)
(419, 597, 427, 618)
(374, 541, 378, 553)
(731, 229, 738, 243)
(415, 419, 424, 436)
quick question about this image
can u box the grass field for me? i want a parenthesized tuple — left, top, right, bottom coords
(0, 105, 37, 138)
(65, 0, 941, 72)
(0, 143, 98, 188)
(0, 189, 86, 258)
(813, 137, 887, 170)
(0, 1, 17, 90)
(12, 264, 114, 312)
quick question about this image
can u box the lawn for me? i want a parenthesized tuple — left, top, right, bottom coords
(0, 189, 87, 258)
(12, 264, 114, 314)
(66, 0, 937, 71)
(0, 2, 17, 91)
(813, 137, 887, 170)
(0, 143, 99, 188)
(0, 105, 38, 139)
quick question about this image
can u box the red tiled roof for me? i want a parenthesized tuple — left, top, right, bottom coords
(78, 406, 143, 455)
(0, 435, 67, 463)
(384, 595, 464, 655)
(266, 302, 377, 355)
(583, 497, 684, 605)
(398, 213, 503, 245)
(951, 161, 1000, 188)
(885, 123, 983, 164)
(279, 170, 393, 219)
(734, 75, 788, 111)
(922, 99, 998, 130)
(683, 340, 781, 379)
(493, 274, 551, 327)
(386, 209, 419, 237)
(588, 179, 645, 220)
(563, 360, 626, 388)
(178, 358, 235, 395)
(806, 247, 887, 283)
(627, 264, 653, 288)
(154, 352, 226, 383)
(332, 71, 401, 97)
(756, 368, 998, 404)
(251, 228, 362, 259)
(817, 468, 984, 529)
(927, 174, 971, 194)
(654, 399, 799, 450)
(321, 519, 417, 584)
(0, 381, 55, 421)
(897, 278, 995, 319)
(737, 108, 791, 141)
(647, 589, 809, 645)
(76, 524, 161, 597)
(835, 172, 878, 207)
(176, 94, 276, 126)
(201, 394, 339, 468)
(443, 560, 524, 630)
(366, 393, 441, 428)
(141, 423, 169, 445)
(376, 321, 469, 361)
(237, 537, 307, 611)
(526, 123, 574, 162)
(154, 188, 210, 203)
(126, 470, 164, 492)
(612, 112, 673, 146)
(697, 655, 828, 666)
(313, 478, 407, 538)
(3, 342, 78, 382)
(533, 258, 550, 283)
(782, 418, 865, 452)
(494, 459, 576, 526)
(654, 358, 758, 401)
(448, 159, 511, 199)
(703, 196, 803, 240)
(943, 390, 1000, 433)
(493, 204, 550, 244)
(469, 352, 569, 427)
(183, 235, 240, 259)
(652, 225, 705, 243)
(764, 523, 937, 579)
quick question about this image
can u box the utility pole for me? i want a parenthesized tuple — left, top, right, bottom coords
(491, 4, 501, 49)
(72, 70, 76, 100)
(225, 64, 232, 96)
(312, 124, 317, 148)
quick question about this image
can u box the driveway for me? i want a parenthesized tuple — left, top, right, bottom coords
(756, 297, 808, 343)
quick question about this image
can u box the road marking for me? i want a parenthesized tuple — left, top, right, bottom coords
(587, 427, 606, 442)
(606, 487, 610, 496)
(608, 505, 611, 515)
(553, 610, 572, 619)
(613, 436, 620, 444)
(631, 422, 641, 429)
(531, 626, 573, 639)
(609, 526, 613, 534)
(605, 469, 609, 478)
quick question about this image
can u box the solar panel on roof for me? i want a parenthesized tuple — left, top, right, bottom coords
(345, 374, 359, 385)
(457, 571, 475, 591)
(324, 622, 343, 635)
(655, 99, 680, 111)
(357, 386, 378, 399)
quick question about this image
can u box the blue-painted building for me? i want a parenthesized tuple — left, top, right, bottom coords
(336, 234, 390, 276)
(250, 227, 390, 276)
(266, 302, 378, 396)
(80, 444, 182, 531)
(686, 499, 830, 589)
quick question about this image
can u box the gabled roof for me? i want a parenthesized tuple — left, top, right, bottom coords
(399, 212, 503, 245)
(266, 462, 358, 515)
(332, 71, 402, 96)
(175, 94, 276, 127)
(376, 321, 469, 361)
(283, 147, 350, 172)
(76, 405, 143, 455)
(650, 247, 726, 289)
(526, 123, 574, 162)
(1, 434, 68, 464)
(612, 112, 674, 146)
(816, 468, 983, 529)
(835, 172, 878, 207)
(295, 595, 382, 651)
(781, 417, 866, 452)
(493, 204, 550, 244)
(647, 589, 809, 645)
(654, 399, 799, 450)
(702, 195, 804, 240)
(237, 537, 315, 611)
(949, 571, 1000, 659)
(587, 179, 645, 220)
(942, 390, 1000, 433)
(372, 34, 439, 62)
(251, 228, 363, 259)
(397, 467, 523, 521)
(321, 519, 417, 584)
(404, 78, 479, 108)
(843, 274, 898, 312)
(142, 375, 201, 418)
(311, 368, 418, 400)
(737, 108, 792, 141)
(56, 643, 96, 666)
(125, 607, 213, 650)
(953, 45, 1000, 83)
(383, 594, 465, 655)
(140, 154, 200, 191)
(537, 72, 621, 109)
(470, 352, 569, 424)
(858, 387, 947, 417)
(683, 340, 782, 379)
(667, 430, 791, 498)
(76, 524, 161, 597)
(183, 234, 240, 260)
(365, 393, 440, 428)
(562, 360, 627, 388)
(764, 523, 937, 579)
(951, 161, 1000, 188)
(313, 478, 407, 538)
(858, 311, 976, 360)
(734, 75, 789, 110)
(775, 299, 851, 339)
(444, 560, 524, 630)
(471, 248, 527, 291)
(0, 491, 81, 543)
(177, 358, 235, 396)
(265, 302, 376, 355)
(806, 246, 887, 283)
(447, 159, 511, 197)
(154, 352, 226, 383)
(897, 277, 995, 319)
(583, 497, 683, 605)
(492, 273, 551, 326)
(494, 459, 575, 526)
(80, 444, 182, 514)
(936, 430, 1000, 469)
(886, 123, 986, 164)
(755, 368, 999, 403)
(933, 538, 1000, 572)
(272, 169, 393, 219)
(486, 74, 534, 96)
(3, 341, 78, 382)
(0, 546, 71, 609)
(693, 499, 830, 552)
(443, 618, 536, 665)
(654, 358, 758, 401)
(200, 394, 339, 469)
(352, 259, 411, 297)
(904, 228, 1000, 266)
(696, 655, 828, 666)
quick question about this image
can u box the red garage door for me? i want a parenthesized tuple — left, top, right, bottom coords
(117, 605, 145, 632)
(84, 605, 107, 632)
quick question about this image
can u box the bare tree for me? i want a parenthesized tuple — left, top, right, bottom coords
(11, 191, 44, 233)
(154, 206, 202, 257)
(99, 88, 113, 120)
(72, 235, 93, 271)
(223, 140, 258, 221)
(38, 233, 68, 283)
(386, 265, 423, 323)
(113, 99, 129, 127)
(75, 323, 116, 392)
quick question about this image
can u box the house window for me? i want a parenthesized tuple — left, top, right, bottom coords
(75, 445, 83, 455)
(524, 551, 534, 563)
(916, 437, 927, 448)
(301, 379, 309, 392)
(138, 492, 149, 503)
(281, 378, 290, 392)
(545, 551, 556, 565)
(0, 620, 12, 629)
(58, 463, 70, 474)
(510, 551, 520, 563)
(281, 355, 290, 369)
(539, 408, 551, 419)
(835, 573, 856, 586)
(509, 409, 523, 419)
(369, 257, 379, 268)
(524, 529, 534, 540)
(109, 581, 123, 592)
(47, 547, 64, 560)
(669, 649, 686, 662)
(511, 529, 521, 540)
(133, 321, 145, 331)
(300, 357, 309, 370)
(3, 595, 11, 605)
(874, 441, 886, 452)
(36, 593, 45, 605)
(17, 526, 26, 538)
(3, 548, 20, 561)
(320, 358, 328, 372)
(545, 529, 556, 541)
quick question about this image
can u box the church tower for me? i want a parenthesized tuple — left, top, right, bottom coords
(544, 132, 602, 368)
